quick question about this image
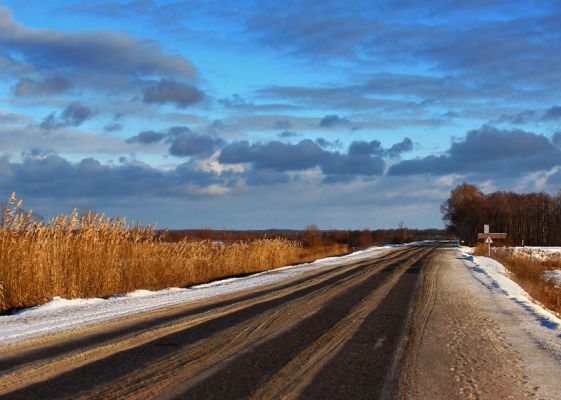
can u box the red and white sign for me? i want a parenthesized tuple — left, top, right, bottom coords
(478, 232, 507, 240)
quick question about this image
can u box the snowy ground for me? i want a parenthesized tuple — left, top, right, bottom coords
(459, 247, 561, 362)
(0, 244, 401, 346)
(507, 246, 561, 260)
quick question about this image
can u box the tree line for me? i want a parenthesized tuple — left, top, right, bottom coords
(159, 226, 452, 249)
(441, 183, 561, 246)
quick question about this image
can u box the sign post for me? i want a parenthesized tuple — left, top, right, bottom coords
(478, 225, 507, 256)
(485, 236, 493, 256)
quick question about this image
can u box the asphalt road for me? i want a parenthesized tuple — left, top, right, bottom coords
(0, 244, 439, 400)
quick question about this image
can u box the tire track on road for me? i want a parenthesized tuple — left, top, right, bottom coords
(161, 247, 434, 400)
(0, 247, 427, 399)
(248, 249, 433, 400)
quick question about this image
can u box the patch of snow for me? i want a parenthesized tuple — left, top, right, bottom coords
(508, 246, 561, 261)
(0, 243, 412, 345)
(109, 289, 156, 299)
(459, 245, 474, 255)
(15, 297, 106, 315)
(543, 270, 561, 287)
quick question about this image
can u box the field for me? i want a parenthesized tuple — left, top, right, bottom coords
(474, 245, 561, 315)
(0, 194, 347, 313)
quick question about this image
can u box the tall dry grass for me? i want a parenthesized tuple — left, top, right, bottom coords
(474, 245, 561, 315)
(0, 194, 347, 312)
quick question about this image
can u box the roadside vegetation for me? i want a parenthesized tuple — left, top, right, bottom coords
(0, 193, 346, 313)
(473, 245, 561, 316)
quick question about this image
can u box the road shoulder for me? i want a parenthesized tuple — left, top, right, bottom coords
(399, 247, 561, 399)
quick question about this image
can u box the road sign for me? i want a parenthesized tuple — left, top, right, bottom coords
(478, 233, 507, 240)
(478, 225, 507, 257)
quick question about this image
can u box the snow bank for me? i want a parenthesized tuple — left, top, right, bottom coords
(459, 248, 561, 336)
(0, 244, 402, 345)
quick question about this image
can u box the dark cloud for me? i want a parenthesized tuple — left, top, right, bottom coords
(166, 126, 193, 137)
(0, 154, 228, 199)
(319, 114, 350, 128)
(39, 102, 94, 130)
(12, 76, 72, 96)
(347, 138, 412, 158)
(218, 138, 386, 179)
(169, 133, 223, 157)
(389, 126, 561, 177)
(125, 125, 221, 156)
(39, 114, 59, 130)
(103, 122, 123, 132)
(61, 102, 94, 126)
(126, 130, 165, 145)
(278, 131, 301, 138)
(321, 153, 384, 177)
(495, 109, 539, 125)
(0, 7, 194, 79)
(494, 105, 561, 125)
(542, 106, 561, 121)
(219, 140, 325, 172)
(142, 79, 204, 108)
(386, 137, 413, 158)
(552, 131, 561, 146)
(348, 140, 383, 156)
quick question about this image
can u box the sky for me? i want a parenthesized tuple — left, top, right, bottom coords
(1, 0, 561, 229)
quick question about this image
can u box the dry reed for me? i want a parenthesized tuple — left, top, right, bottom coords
(474, 245, 561, 315)
(0, 193, 347, 312)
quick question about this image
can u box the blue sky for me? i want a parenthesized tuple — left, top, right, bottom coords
(1, 0, 561, 229)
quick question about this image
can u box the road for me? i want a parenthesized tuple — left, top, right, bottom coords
(0, 244, 441, 400)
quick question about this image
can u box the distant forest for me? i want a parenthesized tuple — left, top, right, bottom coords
(442, 183, 561, 246)
(160, 226, 452, 249)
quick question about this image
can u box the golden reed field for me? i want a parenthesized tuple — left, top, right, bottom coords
(0, 193, 347, 312)
(474, 244, 561, 316)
